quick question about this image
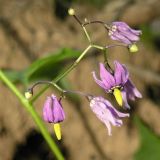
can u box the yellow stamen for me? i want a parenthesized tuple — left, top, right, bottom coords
(53, 123, 61, 140)
(113, 88, 123, 106)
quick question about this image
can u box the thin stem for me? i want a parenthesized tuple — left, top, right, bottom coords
(103, 49, 114, 74)
(92, 44, 105, 50)
(83, 20, 110, 30)
(64, 90, 91, 97)
(54, 45, 92, 83)
(72, 14, 92, 43)
(82, 26, 91, 43)
(105, 44, 127, 49)
(0, 70, 64, 160)
(28, 81, 64, 94)
(83, 20, 106, 26)
(103, 48, 108, 63)
(31, 45, 92, 103)
(73, 15, 82, 25)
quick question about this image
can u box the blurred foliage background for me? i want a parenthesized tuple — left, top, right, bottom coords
(0, 0, 160, 159)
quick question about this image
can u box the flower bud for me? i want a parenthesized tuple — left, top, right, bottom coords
(128, 44, 138, 53)
(68, 8, 75, 16)
(25, 89, 33, 99)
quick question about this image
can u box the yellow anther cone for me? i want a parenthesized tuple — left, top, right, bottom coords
(53, 123, 61, 140)
(113, 88, 123, 106)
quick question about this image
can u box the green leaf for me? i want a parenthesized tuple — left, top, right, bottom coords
(3, 48, 81, 84)
(59, 78, 81, 105)
(25, 48, 81, 81)
(2, 70, 25, 83)
(134, 117, 160, 160)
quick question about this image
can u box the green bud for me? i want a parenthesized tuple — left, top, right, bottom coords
(128, 44, 138, 53)
(25, 89, 33, 99)
(68, 8, 75, 16)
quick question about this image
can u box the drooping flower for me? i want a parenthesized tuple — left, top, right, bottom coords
(108, 21, 142, 45)
(92, 61, 142, 109)
(43, 94, 65, 140)
(89, 96, 129, 136)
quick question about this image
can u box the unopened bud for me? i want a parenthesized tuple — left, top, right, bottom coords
(25, 89, 33, 99)
(68, 8, 75, 16)
(128, 44, 138, 53)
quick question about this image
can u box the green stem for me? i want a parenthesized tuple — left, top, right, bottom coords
(82, 26, 91, 43)
(0, 70, 65, 160)
(31, 45, 92, 102)
(92, 44, 104, 50)
(54, 45, 92, 82)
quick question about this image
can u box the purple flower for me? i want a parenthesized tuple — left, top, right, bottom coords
(89, 96, 129, 136)
(43, 95, 65, 123)
(92, 61, 142, 108)
(122, 79, 142, 108)
(108, 21, 142, 45)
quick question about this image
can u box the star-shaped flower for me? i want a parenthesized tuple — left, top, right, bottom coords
(92, 61, 142, 108)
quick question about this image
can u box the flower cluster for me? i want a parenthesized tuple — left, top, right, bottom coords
(25, 9, 142, 140)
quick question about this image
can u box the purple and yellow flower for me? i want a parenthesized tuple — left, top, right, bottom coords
(108, 21, 142, 45)
(92, 61, 142, 109)
(89, 96, 129, 135)
(43, 94, 65, 140)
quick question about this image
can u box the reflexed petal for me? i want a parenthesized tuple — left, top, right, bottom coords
(112, 22, 129, 30)
(129, 29, 142, 36)
(43, 95, 65, 124)
(89, 96, 129, 135)
(121, 90, 131, 109)
(111, 33, 131, 44)
(114, 61, 129, 85)
(103, 99, 129, 117)
(104, 121, 112, 136)
(43, 97, 54, 122)
(99, 63, 115, 88)
(52, 95, 65, 123)
(125, 79, 142, 100)
(120, 30, 140, 42)
(92, 72, 108, 90)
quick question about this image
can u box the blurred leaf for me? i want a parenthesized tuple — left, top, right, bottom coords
(3, 48, 81, 84)
(59, 78, 81, 105)
(140, 24, 154, 45)
(134, 117, 160, 160)
(25, 48, 81, 81)
(2, 70, 25, 83)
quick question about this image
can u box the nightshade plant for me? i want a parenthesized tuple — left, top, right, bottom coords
(0, 8, 142, 160)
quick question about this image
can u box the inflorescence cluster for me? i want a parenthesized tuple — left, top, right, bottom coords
(25, 8, 142, 140)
